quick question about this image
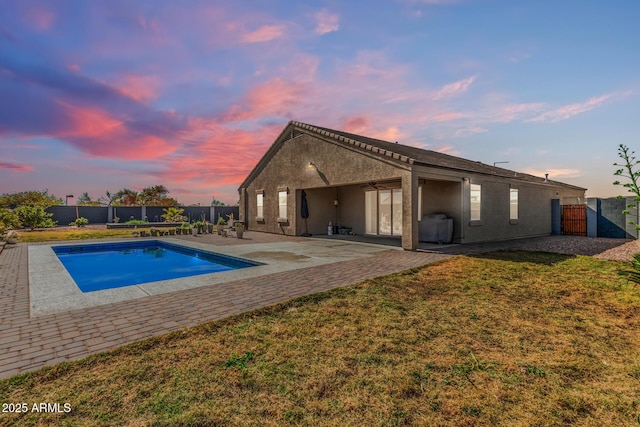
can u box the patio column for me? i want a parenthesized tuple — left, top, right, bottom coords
(401, 171, 419, 250)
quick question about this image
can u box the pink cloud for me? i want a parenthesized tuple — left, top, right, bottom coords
(116, 74, 160, 102)
(453, 127, 487, 137)
(432, 111, 468, 122)
(525, 94, 612, 123)
(343, 116, 371, 134)
(522, 168, 582, 179)
(223, 78, 310, 122)
(346, 51, 410, 81)
(432, 75, 476, 100)
(54, 102, 178, 160)
(240, 25, 286, 43)
(435, 145, 461, 155)
(0, 162, 32, 171)
(314, 9, 339, 34)
(67, 64, 80, 72)
(26, 7, 55, 31)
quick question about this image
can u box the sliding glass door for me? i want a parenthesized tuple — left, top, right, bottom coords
(365, 189, 402, 236)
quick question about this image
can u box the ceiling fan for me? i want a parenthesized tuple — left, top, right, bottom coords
(360, 181, 393, 190)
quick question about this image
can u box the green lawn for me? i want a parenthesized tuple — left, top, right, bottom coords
(12, 228, 142, 242)
(1, 251, 639, 426)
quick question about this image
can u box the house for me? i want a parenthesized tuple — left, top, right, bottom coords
(238, 121, 586, 250)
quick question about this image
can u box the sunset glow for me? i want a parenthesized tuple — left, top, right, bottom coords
(1, 1, 639, 205)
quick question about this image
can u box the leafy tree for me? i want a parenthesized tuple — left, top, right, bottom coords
(161, 207, 187, 222)
(14, 205, 56, 230)
(76, 192, 102, 206)
(138, 185, 179, 206)
(0, 208, 21, 237)
(211, 195, 226, 206)
(100, 191, 116, 206)
(613, 144, 640, 230)
(0, 190, 62, 208)
(112, 189, 138, 206)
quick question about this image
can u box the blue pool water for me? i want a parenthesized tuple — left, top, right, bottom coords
(53, 240, 260, 292)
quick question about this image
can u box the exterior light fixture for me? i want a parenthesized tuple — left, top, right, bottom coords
(334, 199, 339, 206)
(309, 161, 317, 168)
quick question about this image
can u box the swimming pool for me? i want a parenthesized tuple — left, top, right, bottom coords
(53, 240, 261, 292)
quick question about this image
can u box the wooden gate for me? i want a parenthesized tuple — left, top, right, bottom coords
(562, 204, 587, 236)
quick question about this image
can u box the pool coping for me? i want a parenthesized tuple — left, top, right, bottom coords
(28, 237, 399, 316)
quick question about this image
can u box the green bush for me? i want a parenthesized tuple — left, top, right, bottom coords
(124, 219, 149, 225)
(0, 208, 21, 234)
(69, 217, 89, 228)
(14, 205, 56, 230)
(161, 207, 187, 222)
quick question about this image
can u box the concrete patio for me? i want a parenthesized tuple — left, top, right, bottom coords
(0, 231, 450, 379)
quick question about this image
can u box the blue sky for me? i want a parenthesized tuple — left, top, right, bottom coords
(1, 0, 639, 205)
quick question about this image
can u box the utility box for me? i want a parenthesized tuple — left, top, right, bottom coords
(419, 213, 453, 244)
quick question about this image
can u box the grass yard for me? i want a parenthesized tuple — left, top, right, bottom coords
(1, 251, 639, 426)
(13, 228, 150, 242)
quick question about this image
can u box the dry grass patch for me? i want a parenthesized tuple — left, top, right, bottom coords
(14, 228, 146, 242)
(1, 251, 639, 426)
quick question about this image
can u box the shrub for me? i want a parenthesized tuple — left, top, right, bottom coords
(69, 217, 89, 228)
(124, 219, 149, 225)
(0, 208, 21, 237)
(161, 207, 187, 223)
(14, 205, 56, 230)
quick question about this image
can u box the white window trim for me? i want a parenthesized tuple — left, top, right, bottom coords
(256, 193, 264, 219)
(510, 188, 519, 223)
(470, 183, 482, 222)
(278, 190, 288, 222)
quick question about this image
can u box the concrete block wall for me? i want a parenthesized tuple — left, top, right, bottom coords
(586, 197, 637, 239)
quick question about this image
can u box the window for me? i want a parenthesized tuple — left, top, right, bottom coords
(256, 193, 263, 218)
(365, 189, 402, 236)
(470, 184, 481, 221)
(278, 191, 287, 219)
(510, 188, 518, 220)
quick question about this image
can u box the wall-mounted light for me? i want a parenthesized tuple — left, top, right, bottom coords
(309, 161, 317, 169)
(334, 199, 339, 206)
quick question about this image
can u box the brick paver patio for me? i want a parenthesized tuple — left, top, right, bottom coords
(0, 233, 449, 379)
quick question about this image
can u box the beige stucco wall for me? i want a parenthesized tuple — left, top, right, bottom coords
(461, 176, 585, 243)
(240, 130, 586, 248)
(241, 134, 406, 236)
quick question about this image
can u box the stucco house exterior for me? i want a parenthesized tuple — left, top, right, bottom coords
(238, 121, 586, 250)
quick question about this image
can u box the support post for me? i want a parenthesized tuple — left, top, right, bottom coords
(402, 171, 419, 250)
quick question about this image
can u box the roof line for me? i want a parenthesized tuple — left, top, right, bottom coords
(291, 121, 416, 165)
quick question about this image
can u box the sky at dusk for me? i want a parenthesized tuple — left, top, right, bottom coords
(1, 0, 639, 205)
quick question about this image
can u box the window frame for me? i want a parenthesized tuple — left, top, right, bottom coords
(256, 193, 264, 219)
(278, 190, 288, 222)
(509, 188, 518, 221)
(470, 183, 482, 222)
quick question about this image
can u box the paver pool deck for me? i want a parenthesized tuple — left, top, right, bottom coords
(0, 232, 449, 379)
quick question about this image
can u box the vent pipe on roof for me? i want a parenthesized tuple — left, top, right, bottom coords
(545, 173, 549, 182)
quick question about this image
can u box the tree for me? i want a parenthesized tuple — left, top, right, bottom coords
(112, 189, 138, 206)
(613, 144, 640, 230)
(76, 192, 102, 206)
(138, 185, 179, 206)
(211, 195, 226, 206)
(161, 207, 187, 222)
(0, 208, 21, 238)
(0, 190, 62, 208)
(99, 191, 116, 206)
(14, 205, 56, 230)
